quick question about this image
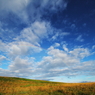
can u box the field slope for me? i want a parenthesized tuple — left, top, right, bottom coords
(0, 76, 95, 95)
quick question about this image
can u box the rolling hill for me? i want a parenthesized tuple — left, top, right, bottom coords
(0, 76, 95, 95)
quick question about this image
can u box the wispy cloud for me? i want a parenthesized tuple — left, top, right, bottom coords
(63, 44, 69, 52)
(92, 45, 95, 49)
(51, 32, 70, 41)
(0, 0, 68, 23)
(14, 21, 53, 46)
(76, 35, 84, 42)
(0, 0, 68, 42)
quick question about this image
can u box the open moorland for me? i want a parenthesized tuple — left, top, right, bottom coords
(0, 76, 95, 95)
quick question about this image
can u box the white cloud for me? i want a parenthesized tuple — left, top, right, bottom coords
(51, 32, 70, 41)
(51, 32, 59, 41)
(35, 46, 94, 79)
(0, 0, 30, 22)
(7, 41, 42, 58)
(0, 55, 6, 62)
(61, 32, 70, 36)
(71, 24, 76, 29)
(72, 60, 95, 75)
(1, 0, 95, 81)
(21, 28, 40, 45)
(63, 44, 68, 52)
(76, 35, 84, 42)
(0, 0, 68, 23)
(0, 44, 95, 79)
(9, 57, 33, 73)
(0, 39, 42, 60)
(0, 20, 66, 62)
(0, 56, 35, 77)
(92, 45, 95, 49)
(69, 48, 90, 59)
(31, 21, 52, 39)
(0, 0, 29, 12)
(15, 21, 52, 46)
(0, 40, 8, 52)
(0, 22, 20, 41)
(0, 68, 9, 76)
(37, 46, 80, 74)
(54, 43, 60, 47)
(41, 0, 68, 11)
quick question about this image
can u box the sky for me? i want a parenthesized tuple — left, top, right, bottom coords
(0, 0, 95, 83)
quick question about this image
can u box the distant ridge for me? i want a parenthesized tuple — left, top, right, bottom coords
(80, 81, 94, 83)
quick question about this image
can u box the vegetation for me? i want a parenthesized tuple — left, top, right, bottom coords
(0, 76, 95, 95)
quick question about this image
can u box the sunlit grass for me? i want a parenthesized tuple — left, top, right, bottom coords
(0, 76, 95, 95)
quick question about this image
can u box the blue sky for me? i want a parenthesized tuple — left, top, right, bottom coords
(0, 0, 95, 83)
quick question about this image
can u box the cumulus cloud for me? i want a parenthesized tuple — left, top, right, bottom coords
(0, 39, 42, 61)
(0, 56, 35, 77)
(9, 57, 33, 74)
(0, 0, 95, 81)
(36, 46, 79, 78)
(31, 21, 50, 38)
(34, 46, 94, 79)
(47, 46, 80, 66)
(0, 68, 9, 76)
(71, 60, 95, 76)
(7, 41, 42, 58)
(69, 48, 90, 59)
(0, 44, 95, 80)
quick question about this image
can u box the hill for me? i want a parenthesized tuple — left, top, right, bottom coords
(0, 76, 95, 95)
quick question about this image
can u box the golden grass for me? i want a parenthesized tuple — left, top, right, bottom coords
(0, 76, 95, 95)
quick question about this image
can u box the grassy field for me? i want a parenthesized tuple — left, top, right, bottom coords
(0, 76, 95, 95)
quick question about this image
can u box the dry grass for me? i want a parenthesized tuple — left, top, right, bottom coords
(0, 76, 95, 95)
